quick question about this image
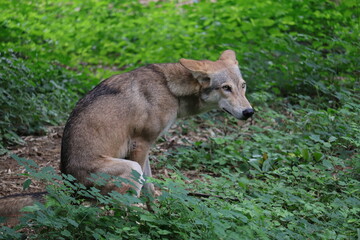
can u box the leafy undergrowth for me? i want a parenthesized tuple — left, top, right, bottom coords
(0, 51, 85, 153)
(154, 89, 360, 239)
(0, 0, 359, 239)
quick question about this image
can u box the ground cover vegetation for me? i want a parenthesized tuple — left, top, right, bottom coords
(0, 0, 359, 239)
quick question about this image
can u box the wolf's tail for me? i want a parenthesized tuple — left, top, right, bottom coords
(0, 191, 47, 225)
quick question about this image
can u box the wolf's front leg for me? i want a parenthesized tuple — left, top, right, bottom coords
(128, 139, 155, 197)
(143, 157, 155, 197)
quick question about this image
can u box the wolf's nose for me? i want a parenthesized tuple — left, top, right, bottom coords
(242, 108, 254, 119)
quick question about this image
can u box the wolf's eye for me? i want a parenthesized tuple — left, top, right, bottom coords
(222, 85, 232, 92)
(242, 83, 246, 89)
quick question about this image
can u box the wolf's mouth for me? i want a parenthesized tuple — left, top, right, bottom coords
(222, 108, 232, 115)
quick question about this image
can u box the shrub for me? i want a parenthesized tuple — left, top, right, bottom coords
(0, 50, 84, 152)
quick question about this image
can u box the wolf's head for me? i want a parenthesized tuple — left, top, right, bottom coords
(180, 50, 254, 120)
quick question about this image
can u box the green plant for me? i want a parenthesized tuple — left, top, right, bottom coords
(0, 50, 86, 152)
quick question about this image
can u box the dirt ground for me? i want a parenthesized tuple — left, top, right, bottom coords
(0, 126, 64, 197)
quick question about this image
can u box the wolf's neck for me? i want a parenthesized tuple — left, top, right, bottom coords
(151, 63, 214, 118)
(151, 63, 201, 97)
(149, 63, 211, 118)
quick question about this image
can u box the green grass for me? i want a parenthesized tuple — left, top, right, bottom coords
(0, 0, 359, 239)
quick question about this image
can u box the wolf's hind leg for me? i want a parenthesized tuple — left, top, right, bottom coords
(94, 157, 144, 196)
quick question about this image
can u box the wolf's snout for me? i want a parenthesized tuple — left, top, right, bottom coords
(242, 108, 254, 119)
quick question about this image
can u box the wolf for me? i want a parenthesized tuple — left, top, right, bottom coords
(60, 49, 254, 196)
(0, 50, 253, 223)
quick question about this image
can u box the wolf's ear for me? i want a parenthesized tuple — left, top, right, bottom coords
(179, 59, 208, 73)
(219, 50, 238, 65)
(180, 58, 211, 86)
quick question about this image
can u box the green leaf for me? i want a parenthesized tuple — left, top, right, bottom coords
(22, 204, 41, 213)
(301, 148, 312, 162)
(67, 218, 79, 227)
(322, 160, 333, 169)
(140, 214, 156, 222)
(313, 152, 323, 162)
(23, 178, 32, 190)
(323, 142, 331, 148)
(61, 230, 72, 237)
(309, 134, 323, 143)
(157, 230, 172, 235)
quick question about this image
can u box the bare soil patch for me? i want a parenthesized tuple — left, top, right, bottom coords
(0, 127, 63, 197)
